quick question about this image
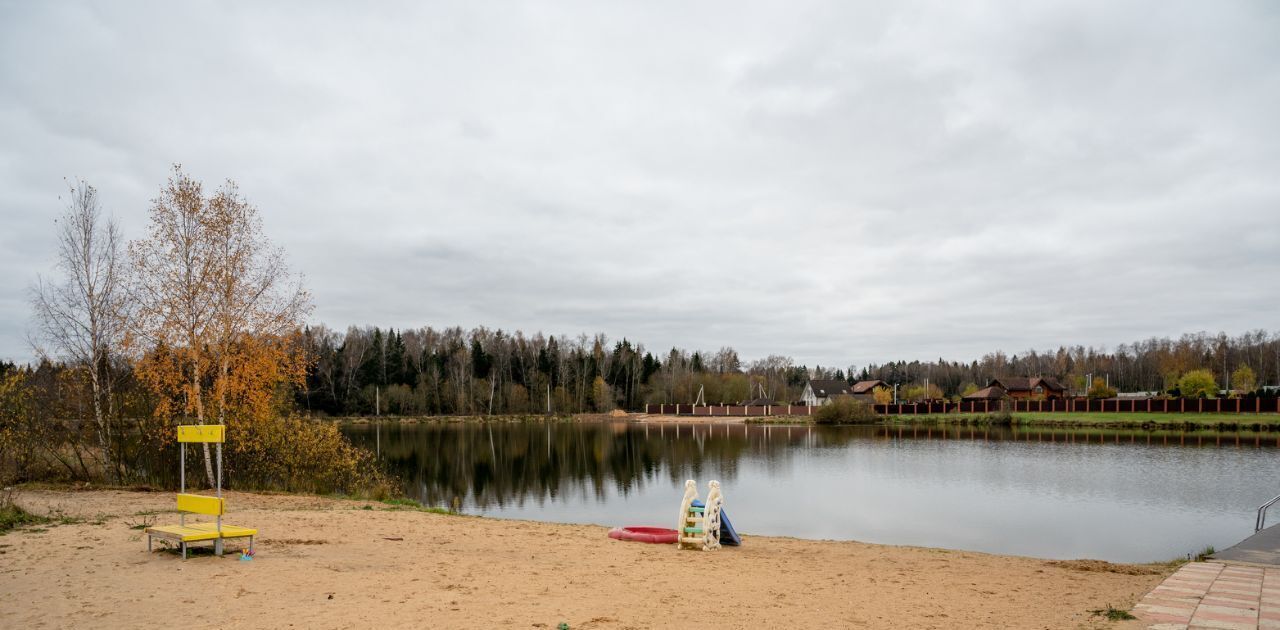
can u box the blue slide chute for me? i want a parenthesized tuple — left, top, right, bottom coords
(691, 499, 741, 546)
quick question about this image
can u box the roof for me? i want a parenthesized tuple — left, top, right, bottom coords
(963, 386, 1008, 400)
(807, 379, 851, 398)
(989, 377, 1066, 392)
(850, 380, 889, 394)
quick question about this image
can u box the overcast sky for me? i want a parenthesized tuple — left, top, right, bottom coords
(1, 1, 1277, 369)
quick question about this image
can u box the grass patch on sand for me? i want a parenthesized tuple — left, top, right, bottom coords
(374, 497, 455, 515)
(0, 489, 49, 534)
(1089, 605, 1136, 621)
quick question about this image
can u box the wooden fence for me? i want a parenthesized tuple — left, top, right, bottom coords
(644, 397, 1280, 417)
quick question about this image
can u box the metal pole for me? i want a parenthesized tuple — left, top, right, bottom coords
(216, 441, 223, 555)
(180, 442, 186, 527)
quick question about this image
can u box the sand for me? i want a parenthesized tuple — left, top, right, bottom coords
(1, 488, 1165, 629)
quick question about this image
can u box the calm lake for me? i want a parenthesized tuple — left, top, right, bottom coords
(342, 420, 1280, 563)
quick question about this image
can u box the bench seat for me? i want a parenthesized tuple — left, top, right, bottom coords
(146, 522, 258, 543)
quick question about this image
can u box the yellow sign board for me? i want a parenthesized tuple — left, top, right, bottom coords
(177, 425, 225, 443)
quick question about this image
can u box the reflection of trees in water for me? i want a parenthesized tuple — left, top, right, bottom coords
(344, 422, 834, 509)
(341, 421, 1280, 510)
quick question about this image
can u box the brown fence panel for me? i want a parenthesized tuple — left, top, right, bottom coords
(657, 397, 1280, 416)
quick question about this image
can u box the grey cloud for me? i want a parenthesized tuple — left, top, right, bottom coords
(1, 0, 1277, 369)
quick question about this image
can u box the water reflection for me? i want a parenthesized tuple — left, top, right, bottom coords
(342, 421, 1280, 562)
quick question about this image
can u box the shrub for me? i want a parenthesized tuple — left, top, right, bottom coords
(1086, 377, 1117, 400)
(813, 397, 877, 424)
(222, 414, 394, 497)
(1178, 370, 1219, 399)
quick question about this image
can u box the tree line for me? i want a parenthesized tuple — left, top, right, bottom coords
(294, 325, 1280, 415)
(853, 330, 1280, 401)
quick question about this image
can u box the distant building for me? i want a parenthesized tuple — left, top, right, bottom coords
(987, 377, 1068, 400)
(800, 379, 851, 406)
(962, 385, 1008, 401)
(850, 380, 890, 399)
(1117, 391, 1160, 400)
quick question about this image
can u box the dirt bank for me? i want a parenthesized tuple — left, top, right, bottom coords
(1, 489, 1164, 629)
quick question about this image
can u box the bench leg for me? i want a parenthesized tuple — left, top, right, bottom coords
(147, 535, 152, 552)
(181, 542, 187, 560)
(248, 536, 254, 554)
(215, 538, 224, 557)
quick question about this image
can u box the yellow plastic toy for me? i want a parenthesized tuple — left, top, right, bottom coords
(146, 425, 257, 559)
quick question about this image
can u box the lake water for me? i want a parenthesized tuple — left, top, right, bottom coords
(341, 420, 1280, 563)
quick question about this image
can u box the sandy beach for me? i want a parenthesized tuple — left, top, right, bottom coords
(0, 488, 1166, 629)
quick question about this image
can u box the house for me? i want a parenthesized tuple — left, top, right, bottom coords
(962, 385, 1007, 401)
(985, 377, 1068, 400)
(849, 379, 890, 402)
(851, 380, 889, 396)
(800, 379, 852, 406)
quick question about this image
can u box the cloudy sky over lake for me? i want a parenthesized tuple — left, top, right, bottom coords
(2, 1, 1277, 368)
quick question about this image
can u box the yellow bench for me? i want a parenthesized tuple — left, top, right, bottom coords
(146, 425, 258, 559)
(146, 493, 257, 558)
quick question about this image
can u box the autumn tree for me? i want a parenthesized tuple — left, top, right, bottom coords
(872, 386, 893, 405)
(204, 180, 311, 426)
(1231, 364, 1257, 395)
(1177, 370, 1218, 399)
(130, 166, 311, 485)
(1086, 377, 1117, 399)
(30, 180, 128, 481)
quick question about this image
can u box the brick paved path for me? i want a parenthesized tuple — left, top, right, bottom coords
(1134, 561, 1280, 629)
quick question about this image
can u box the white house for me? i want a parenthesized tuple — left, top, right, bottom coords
(800, 379, 852, 406)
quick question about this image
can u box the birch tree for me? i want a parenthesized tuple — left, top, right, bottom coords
(30, 180, 128, 481)
(130, 166, 311, 485)
(130, 167, 220, 484)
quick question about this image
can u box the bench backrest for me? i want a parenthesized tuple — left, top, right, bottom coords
(177, 493, 225, 516)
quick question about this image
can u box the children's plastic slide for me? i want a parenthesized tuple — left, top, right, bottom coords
(692, 499, 741, 546)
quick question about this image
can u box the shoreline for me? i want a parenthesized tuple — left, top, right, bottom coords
(3, 487, 1165, 629)
(323, 411, 1280, 431)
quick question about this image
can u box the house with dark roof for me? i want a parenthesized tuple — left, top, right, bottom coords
(986, 377, 1068, 400)
(962, 385, 1007, 401)
(849, 379, 890, 402)
(800, 379, 851, 406)
(851, 380, 889, 396)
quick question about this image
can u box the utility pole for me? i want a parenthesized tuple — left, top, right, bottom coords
(546, 383, 551, 414)
(375, 386, 380, 416)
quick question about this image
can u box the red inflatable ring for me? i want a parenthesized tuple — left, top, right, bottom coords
(607, 526, 678, 544)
